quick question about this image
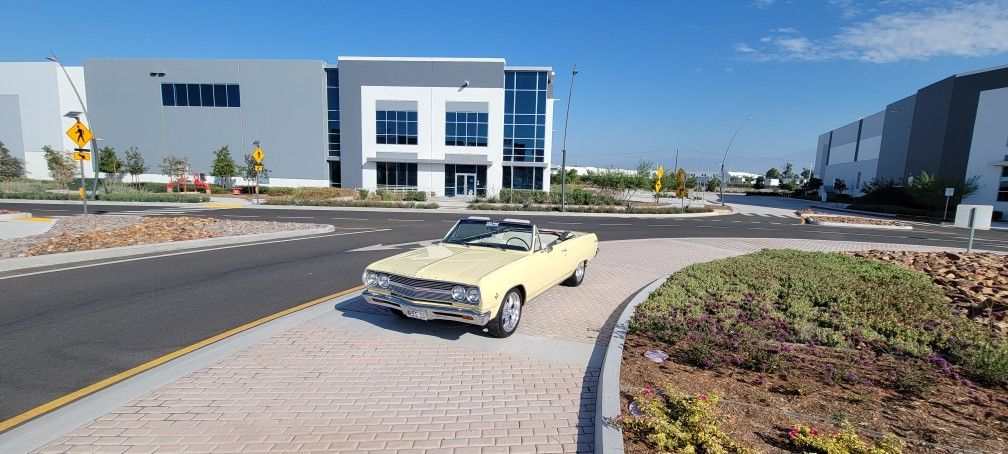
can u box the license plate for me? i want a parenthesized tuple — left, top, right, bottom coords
(402, 307, 429, 320)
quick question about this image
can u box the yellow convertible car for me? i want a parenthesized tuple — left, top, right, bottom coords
(361, 217, 598, 337)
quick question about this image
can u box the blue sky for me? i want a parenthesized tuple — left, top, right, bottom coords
(2, 0, 1007, 174)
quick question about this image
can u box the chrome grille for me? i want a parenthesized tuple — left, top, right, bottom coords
(386, 275, 457, 304)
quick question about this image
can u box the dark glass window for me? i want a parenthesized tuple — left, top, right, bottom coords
(998, 158, 1008, 202)
(200, 84, 214, 106)
(375, 162, 418, 189)
(326, 69, 340, 157)
(174, 83, 188, 106)
(502, 166, 544, 190)
(213, 84, 227, 107)
(329, 161, 341, 188)
(376, 110, 418, 145)
(444, 164, 487, 197)
(187, 84, 201, 106)
(161, 84, 175, 106)
(227, 84, 240, 107)
(445, 111, 488, 147)
(504, 70, 548, 162)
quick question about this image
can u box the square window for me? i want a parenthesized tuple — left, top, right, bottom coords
(446, 112, 455, 122)
(407, 136, 417, 145)
(515, 91, 536, 113)
(377, 111, 386, 120)
(505, 114, 514, 124)
(536, 91, 546, 114)
(516, 72, 537, 90)
(327, 87, 339, 110)
(504, 126, 513, 137)
(200, 84, 214, 106)
(478, 124, 488, 138)
(467, 112, 477, 122)
(407, 111, 417, 121)
(227, 84, 240, 107)
(478, 112, 488, 123)
(214, 84, 227, 107)
(537, 72, 547, 90)
(161, 84, 175, 106)
(174, 83, 188, 106)
(397, 111, 406, 121)
(505, 72, 515, 89)
(505, 92, 514, 113)
(187, 84, 201, 105)
(407, 122, 417, 135)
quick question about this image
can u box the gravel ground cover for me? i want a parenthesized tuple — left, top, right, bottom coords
(0, 215, 324, 258)
(797, 209, 908, 227)
(620, 249, 1007, 453)
(0, 209, 19, 214)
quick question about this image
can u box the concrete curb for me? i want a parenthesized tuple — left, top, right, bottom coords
(805, 218, 913, 230)
(252, 203, 733, 219)
(0, 212, 31, 220)
(0, 225, 335, 273)
(0, 198, 200, 207)
(595, 275, 669, 454)
(810, 205, 899, 218)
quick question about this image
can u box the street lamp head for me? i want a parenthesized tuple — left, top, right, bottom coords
(46, 56, 59, 63)
(63, 111, 84, 119)
(252, 140, 261, 146)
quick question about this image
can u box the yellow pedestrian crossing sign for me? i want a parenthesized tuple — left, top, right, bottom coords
(254, 165, 263, 172)
(252, 147, 264, 163)
(66, 120, 93, 148)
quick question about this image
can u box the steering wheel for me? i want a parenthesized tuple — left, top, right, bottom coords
(506, 237, 530, 250)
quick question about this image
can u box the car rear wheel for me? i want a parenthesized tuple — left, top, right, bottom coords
(563, 261, 587, 287)
(487, 289, 522, 338)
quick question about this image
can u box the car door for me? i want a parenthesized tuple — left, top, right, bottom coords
(521, 229, 568, 298)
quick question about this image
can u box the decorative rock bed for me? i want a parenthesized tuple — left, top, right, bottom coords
(797, 209, 912, 230)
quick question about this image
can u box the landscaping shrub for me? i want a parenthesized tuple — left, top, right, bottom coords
(0, 190, 74, 200)
(788, 423, 903, 454)
(263, 186, 294, 196)
(403, 190, 427, 201)
(265, 197, 437, 209)
(848, 204, 939, 219)
(629, 250, 1006, 387)
(616, 385, 753, 453)
(467, 202, 711, 214)
(357, 189, 369, 199)
(100, 186, 209, 203)
(290, 187, 355, 199)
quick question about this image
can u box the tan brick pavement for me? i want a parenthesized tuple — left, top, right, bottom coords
(31, 238, 972, 453)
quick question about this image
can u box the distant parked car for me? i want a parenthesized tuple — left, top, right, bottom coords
(361, 217, 598, 337)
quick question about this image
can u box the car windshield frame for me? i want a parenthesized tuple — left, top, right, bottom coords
(442, 219, 535, 252)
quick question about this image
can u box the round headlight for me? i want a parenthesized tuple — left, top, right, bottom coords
(361, 270, 369, 285)
(365, 271, 378, 287)
(451, 286, 466, 301)
(466, 287, 481, 303)
(377, 274, 390, 288)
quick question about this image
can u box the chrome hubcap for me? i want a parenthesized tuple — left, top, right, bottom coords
(501, 292, 521, 331)
(575, 262, 585, 281)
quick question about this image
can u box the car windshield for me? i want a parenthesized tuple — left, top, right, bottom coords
(443, 220, 535, 251)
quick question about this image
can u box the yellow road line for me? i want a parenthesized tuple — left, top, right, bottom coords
(13, 217, 54, 222)
(203, 203, 245, 208)
(0, 285, 365, 434)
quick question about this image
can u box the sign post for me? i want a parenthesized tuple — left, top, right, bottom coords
(967, 206, 976, 252)
(252, 146, 265, 205)
(943, 187, 954, 221)
(66, 120, 94, 214)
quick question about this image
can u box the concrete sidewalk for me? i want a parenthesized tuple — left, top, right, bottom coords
(0, 216, 55, 240)
(3, 238, 973, 454)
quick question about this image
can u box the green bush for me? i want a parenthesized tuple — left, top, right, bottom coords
(467, 202, 711, 214)
(491, 188, 619, 206)
(404, 190, 427, 201)
(290, 187, 356, 199)
(629, 250, 1006, 387)
(357, 189, 369, 199)
(789, 423, 903, 454)
(617, 386, 753, 453)
(265, 197, 437, 209)
(0, 190, 75, 200)
(99, 187, 209, 203)
(263, 186, 294, 196)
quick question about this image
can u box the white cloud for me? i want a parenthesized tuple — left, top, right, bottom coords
(735, 1, 1008, 63)
(752, 0, 776, 8)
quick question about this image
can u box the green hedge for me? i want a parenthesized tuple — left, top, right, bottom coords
(489, 188, 619, 206)
(0, 191, 77, 200)
(468, 202, 712, 214)
(98, 192, 209, 203)
(265, 198, 438, 209)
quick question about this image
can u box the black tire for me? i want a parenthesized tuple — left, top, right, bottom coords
(487, 288, 523, 338)
(388, 307, 409, 318)
(562, 261, 587, 287)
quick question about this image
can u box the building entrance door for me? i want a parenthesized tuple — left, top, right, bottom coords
(455, 173, 477, 196)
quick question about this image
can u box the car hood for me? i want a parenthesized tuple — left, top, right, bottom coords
(368, 243, 525, 284)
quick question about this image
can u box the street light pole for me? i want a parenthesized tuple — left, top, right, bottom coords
(719, 115, 753, 207)
(559, 65, 578, 212)
(48, 53, 100, 200)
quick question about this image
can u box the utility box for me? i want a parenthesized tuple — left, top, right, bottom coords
(954, 204, 993, 230)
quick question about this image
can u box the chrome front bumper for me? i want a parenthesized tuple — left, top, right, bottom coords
(362, 289, 493, 326)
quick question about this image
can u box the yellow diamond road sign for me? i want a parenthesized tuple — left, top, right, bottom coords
(66, 121, 93, 148)
(252, 147, 264, 163)
(254, 164, 263, 172)
(72, 151, 91, 161)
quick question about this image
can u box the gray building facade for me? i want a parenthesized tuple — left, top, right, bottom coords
(815, 64, 1008, 213)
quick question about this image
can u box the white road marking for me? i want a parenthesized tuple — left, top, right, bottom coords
(35, 209, 69, 212)
(387, 218, 424, 222)
(599, 223, 631, 226)
(0, 229, 391, 280)
(222, 215, 260, 218)
(277, 216, 314, 219)
(648, 224, 681, 227)
(332, 217, 370, 221)
(548, 222, 582, 225)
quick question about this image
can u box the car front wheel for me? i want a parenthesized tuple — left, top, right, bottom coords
(487, 288, 522, 338)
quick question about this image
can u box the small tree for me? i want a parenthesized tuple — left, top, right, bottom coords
(160, 154, 190, 192)
(210, 145, 237, 188)
(705, 176, 720, 192)
(804, 177, 823, 193)
(833, 178, 848, 195)
(752, 176, 766, 190)
(766, 167, 782, 180)
(43, 145, 77, 191)
(782, 162, 794, 180)
(123, 147, 147, 187)
(98, 146, 122, 193)
(238, 153, 270, 188)
(0, 140, 25, 181)
(800, 167, 812, 181)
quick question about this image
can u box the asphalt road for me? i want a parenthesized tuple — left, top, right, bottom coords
(1, 200, 1006, 421)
